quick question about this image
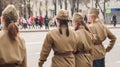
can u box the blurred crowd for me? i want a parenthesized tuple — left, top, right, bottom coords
(18, 15, 57, 30)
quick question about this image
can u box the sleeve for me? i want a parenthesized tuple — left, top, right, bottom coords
(20, 39, 27, 67)
(21, 52, 27, 67)
(38, 32, 53, 67)
(86, 32, 94, 59)
(105, 27, 116, 52)
(73, 31, 79, 53)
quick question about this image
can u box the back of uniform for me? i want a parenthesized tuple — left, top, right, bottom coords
(72, 13, 94, 67)
(75, 28, 94, 67)
(88, 21, 116, 60)
(87, 8, 116, 67)
(39, 28, 77, 67)
(0, 30, 27, 67)
(39, 9, 78, 67)
(0, 4, 27, 67)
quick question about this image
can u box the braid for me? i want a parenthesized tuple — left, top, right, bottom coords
(75, 23, 80, 31)
(57, 18, 69, 36)
(59, 23, 62, 34)
(66, 22, 69, 37)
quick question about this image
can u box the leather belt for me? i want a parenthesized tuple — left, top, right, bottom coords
(74, 51, 90, 54)
(54, 51, 73, 56)
(0, 63, 20, 67)
(94, 41, 102, 45)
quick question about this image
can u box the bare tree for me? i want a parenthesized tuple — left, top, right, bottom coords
(116, 0, 120, 1)
(64, 0, 67, 10)
(53, 0, 57, 15)
(58, 0, 63, 9)
(76, 0, 80, 12)
(82, 0, 91, 9)
(69, 0, 77, 16)
(27, 0, 31, 18)
(94, 0, 110, 8)
(0, 0, 22, 16)
(0, 0, 3, 16)
(45, 0, 48, 16)
(95, 0, 99, 8)
(18, 0, 24, 17)
(39, 1, 42, 16)
(76, 0, 90, 12)
(97, 0, 110, 22)
(68, 0, 90, 16)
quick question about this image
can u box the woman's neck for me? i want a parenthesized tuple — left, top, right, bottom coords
(78, 25, 85, 29)
(2, 26, 7, 30)
(58, 25, 67, 29)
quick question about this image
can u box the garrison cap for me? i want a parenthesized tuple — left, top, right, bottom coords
(73, 13, 84, 22)
(56, 9, 69, 20)
(2, 4, 18, 22)
(88, 8, 99, 16)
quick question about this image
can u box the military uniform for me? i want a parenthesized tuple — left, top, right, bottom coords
(0, 4, 27, 67)
(75, 28, 94, 67)
(88, 8, 116, 67)
(39, 28, 77, 67)
(39, 9, 78, 67)
(73, 13, 94, 67)
(0, 29, 27, 67)
(88, 21, 116, 60)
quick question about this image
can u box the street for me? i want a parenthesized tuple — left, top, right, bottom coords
(20, 28, 120, 67)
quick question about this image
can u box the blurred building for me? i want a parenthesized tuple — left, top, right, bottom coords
(105, 0, 120, 23)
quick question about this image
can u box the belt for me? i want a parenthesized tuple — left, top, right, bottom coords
(54, 51, 73, 56)
(0, 63, 20, 67)
(94, 41, 102, 45)
(74, 51, 90, 54)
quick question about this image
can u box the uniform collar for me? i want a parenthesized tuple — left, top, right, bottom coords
(78, 25, 85, 30)
(1, 27, 8, 31)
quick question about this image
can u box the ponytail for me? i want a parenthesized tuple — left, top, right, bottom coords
(75, 21, 90, 32)
(8, 22, 19, 41)
(83, 22, 91, 32)
(75, 23, 80, 31)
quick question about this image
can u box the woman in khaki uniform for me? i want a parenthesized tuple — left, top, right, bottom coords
(72, 13, 94, 67)
(87, 8, 116, 67)
(0, 5, 27, 67)
(38, 9, 78, 67)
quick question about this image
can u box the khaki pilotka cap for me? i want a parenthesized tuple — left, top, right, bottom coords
(88, 8, 99, 16)
(56, 9, 69, 20)
(2, 4, 18, 22)
(73, 13, 84, 22)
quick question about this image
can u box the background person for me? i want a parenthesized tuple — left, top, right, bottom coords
(112, 15, 117, 27)
(0, 4, 27, 67)
(84, 15, 88, 24)
(44, 15, 49, 30)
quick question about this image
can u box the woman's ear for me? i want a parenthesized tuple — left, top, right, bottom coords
(73, 20, 77, 27)
(55, 19, 60, 27)
(56, 19, 60, 23)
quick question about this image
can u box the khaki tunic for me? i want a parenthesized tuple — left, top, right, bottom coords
(88, 21, 116, 60)
(39, 27, 78, 67)
(0, 30, 27, 67)
(75, 28, 94, 67)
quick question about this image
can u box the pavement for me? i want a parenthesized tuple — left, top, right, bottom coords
(19, 24, 120, 32)
(105, 24, 120, 29)
(21, 29, 120, 67)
